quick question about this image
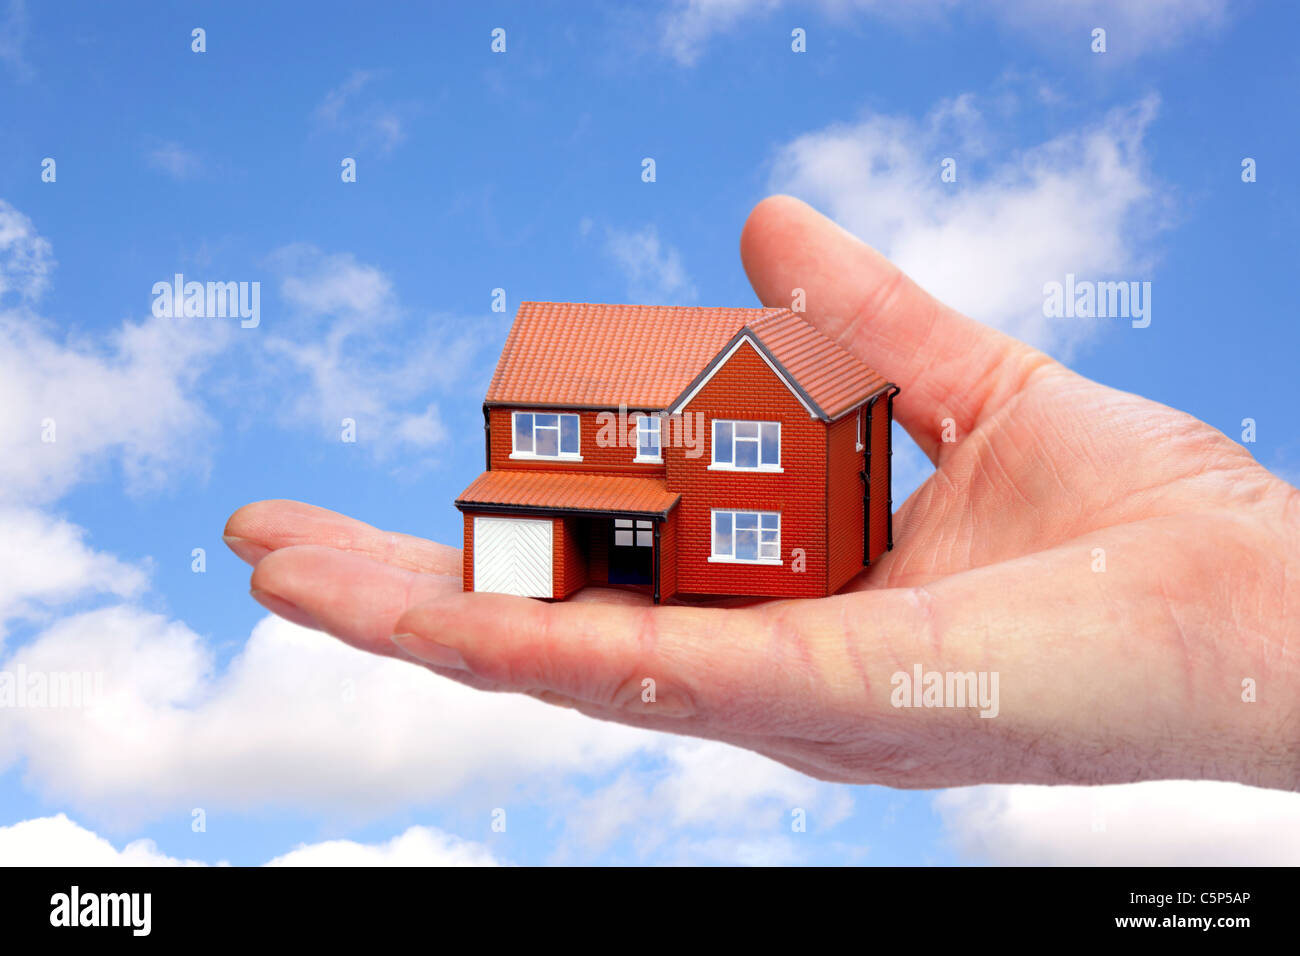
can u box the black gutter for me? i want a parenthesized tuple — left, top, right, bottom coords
(454, 500, 679, 522)
(484, 400, 668, 413)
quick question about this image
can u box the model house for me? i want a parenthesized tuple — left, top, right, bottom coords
(456, 302, 899, 602)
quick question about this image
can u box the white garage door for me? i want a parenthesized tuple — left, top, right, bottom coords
(473, 516, 553, 598)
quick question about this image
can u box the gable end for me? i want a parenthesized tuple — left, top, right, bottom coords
(667, 327, 825, 420)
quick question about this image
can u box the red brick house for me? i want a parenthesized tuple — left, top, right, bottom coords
(456, 302, 898, 602)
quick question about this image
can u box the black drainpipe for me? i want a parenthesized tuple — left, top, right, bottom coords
(886, 385, 900, 551)
(860, 391, 883, 565)
(652, 521, 662, 605)
(482, 403, 491, 471)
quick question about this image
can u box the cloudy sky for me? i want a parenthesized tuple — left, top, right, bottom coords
(0, 0, 1297, 865)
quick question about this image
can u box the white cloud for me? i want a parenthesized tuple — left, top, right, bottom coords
(314, 70, 373, 126)
(557, 738, 853, 862)
(0, 814, 208, 866)
(659, 739, 852, 830)
(0, 602, 856, 863)
(0, 0, 32, 81)
(769, 94, 1165, 356)
(603, 225, 697, 304)
(146, 142, 202, 180)
(266, 826, 501, 866)
(0, 610, 652, 825)
(272, 244, 395, 325)
(662, 0, 1229, 65)
(975, 0, 1229, 51)
(0, 814, 500, 866)
(0, 199, 54, 302)
(0, 507, 148, 634)
(262, 244, 479, 459)
(0, 311, 226, 503)
(313, 70, 407, 154)
(0, 199, 227, 503)
(936, 781, 1300, 865)
(662, 0, 783, 64)
(669, 834, 806, 865)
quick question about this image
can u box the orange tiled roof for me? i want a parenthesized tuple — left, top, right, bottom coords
(456, 469, 681, 517)
(485, 302, 890, 420)
(749, 310, 889, 419)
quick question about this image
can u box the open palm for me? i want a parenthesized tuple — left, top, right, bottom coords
(226, 196, 1300, 791)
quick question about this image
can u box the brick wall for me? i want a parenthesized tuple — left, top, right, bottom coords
(657, 514, 677, 601)
(665, 340, 829, 598)
(460, 510, 580, 600)
(867, 393, 892, 563)
(471, 360, 895, 600)
(554, 517, 587, 597)
(826, 408, 865, 593)
(487, 407, 667, 475)
(462, 511, 474, 591)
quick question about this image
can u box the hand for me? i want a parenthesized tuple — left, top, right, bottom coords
(225, 195, 1300, 791)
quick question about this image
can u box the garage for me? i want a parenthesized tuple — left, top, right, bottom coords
(472, 516, 553, 598)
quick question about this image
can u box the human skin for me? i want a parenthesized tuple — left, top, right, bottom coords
(225, 195, 1300, 791)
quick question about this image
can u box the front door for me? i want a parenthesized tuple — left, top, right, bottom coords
(609, 518, 653, 585)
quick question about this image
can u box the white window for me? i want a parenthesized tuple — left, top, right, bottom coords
(512, 412, 581, 459)
(710, 510, 780, 564)
(635, 415, 662, 462)
(711, 420, 781, 471)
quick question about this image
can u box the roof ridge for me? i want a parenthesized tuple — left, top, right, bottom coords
(485, 301, 890, 416)
(517, 300, 784, 313)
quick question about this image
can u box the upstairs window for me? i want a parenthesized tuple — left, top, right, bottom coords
(711, 420, 780, 470)
(513, 412, 580, 459)
(636, 415, 662, 461)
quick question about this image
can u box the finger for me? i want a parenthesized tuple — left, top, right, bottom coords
(739, 194, 1054, 461)
(381, 568, 1092, 789)
(389, 589, 923, 735)
(246, 545, 674, 693)
(248, 545, 507, 695)
(249, 544, 456, 659)
(224, 499, 461, 575)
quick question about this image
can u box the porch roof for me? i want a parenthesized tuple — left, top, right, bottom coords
(455, 469, 680, 519)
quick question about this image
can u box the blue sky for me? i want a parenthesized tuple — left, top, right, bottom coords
(1, 0, 1298, 865)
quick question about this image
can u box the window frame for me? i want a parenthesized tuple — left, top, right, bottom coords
(614, 517, 654, 548)
(708, 509, 781, 565)
(634, 414, 663, 463)
(708, 419, 782, 472)
(510, 411, 583, 461)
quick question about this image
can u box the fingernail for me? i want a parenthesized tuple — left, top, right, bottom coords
(225, 534, 270, 565)
(250, 589, 320, 630)
(391, 632, 468, 671)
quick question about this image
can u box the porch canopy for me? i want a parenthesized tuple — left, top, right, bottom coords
(455, 470, 680, 520)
